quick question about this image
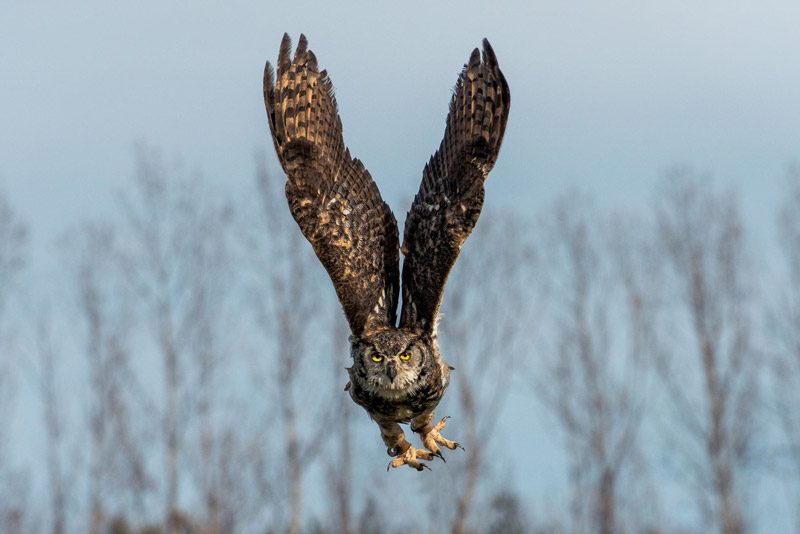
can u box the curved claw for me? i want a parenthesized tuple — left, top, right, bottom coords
(433, 450, 446, 463)
(419, 415, 463, 457)
(387, 445, 434, 472)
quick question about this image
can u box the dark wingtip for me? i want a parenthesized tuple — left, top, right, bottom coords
(306, 50, 318, 71)
(468, 47, 481, 68)
(295, 33, 308, 60)
(264, 61, 274, 88)
(482, 38, 498, 66)
(278, 33, 292, 72)
(263, 62, 275, 114)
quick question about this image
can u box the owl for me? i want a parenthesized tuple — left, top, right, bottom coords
(263, 34, 509, 470)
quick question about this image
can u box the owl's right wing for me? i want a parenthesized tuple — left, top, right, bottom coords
(400, 39, 510, 334)
(264, 34, 400, 336)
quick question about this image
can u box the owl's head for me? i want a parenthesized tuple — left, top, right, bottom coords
(351, 329, 434, 397)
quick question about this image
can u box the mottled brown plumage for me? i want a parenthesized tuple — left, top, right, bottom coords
(263, 33, 510, 470)
(401, 42, 510, 333)
(263, 34, 399, 336)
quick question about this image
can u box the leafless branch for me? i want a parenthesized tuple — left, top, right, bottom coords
(654, 170, 757, 533)
(530, 194, 658, 533)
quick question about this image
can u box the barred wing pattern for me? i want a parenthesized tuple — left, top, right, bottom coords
(400, 39, 510, 333)
(263, 34, 400, 336)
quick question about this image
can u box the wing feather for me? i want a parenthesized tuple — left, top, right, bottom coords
(264, 34, 399, 336)
(400, 39, 510, 333)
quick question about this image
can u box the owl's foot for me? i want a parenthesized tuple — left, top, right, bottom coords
(420, 416, 464, 460)
(387, 445, 435, 472)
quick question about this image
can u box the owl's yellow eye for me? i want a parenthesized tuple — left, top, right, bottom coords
(399, 352, 411, 361)
(371, 354, 383, 362)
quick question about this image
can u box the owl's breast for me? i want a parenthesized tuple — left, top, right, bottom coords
(346, 367, 447, 424)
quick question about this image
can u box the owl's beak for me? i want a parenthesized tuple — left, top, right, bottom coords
(386, 361, 397, 382)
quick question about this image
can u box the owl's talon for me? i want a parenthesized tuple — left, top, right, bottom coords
(387, 445, 434, 472)
(419, 416, 463, 458)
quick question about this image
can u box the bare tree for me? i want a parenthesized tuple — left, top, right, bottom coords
(0, 189, 26, 325)
(0, 387, 29, 532)
(325, 305, 354, 534)
(531, 195, 658, 533)
(179, 197, 236, 534)
(0, 375, 28, 534)
(770, 164, 800, 528)
(0, 189, 27, 531)
(61, 223, 151, 533)
(655, 170, 758, 533)
(245, 156, 326, 533)
(117, 143, 235, 532)
(485, 489, 529, 534)
(33, 310, 68, 534)
(356, 497, 389, 534)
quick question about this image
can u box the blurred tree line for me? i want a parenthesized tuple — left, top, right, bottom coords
(0, 148, 799, 533)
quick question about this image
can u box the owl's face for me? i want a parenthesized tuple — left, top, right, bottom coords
(351, 329, 435, 398)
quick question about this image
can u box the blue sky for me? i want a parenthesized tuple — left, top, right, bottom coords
(3, 0, 799, 258)
(2, 0, 799, 529)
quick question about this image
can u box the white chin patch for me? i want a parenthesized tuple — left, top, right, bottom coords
(382, 377, 401, 390)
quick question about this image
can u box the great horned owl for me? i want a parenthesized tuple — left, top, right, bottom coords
(263, 34, 509, 470)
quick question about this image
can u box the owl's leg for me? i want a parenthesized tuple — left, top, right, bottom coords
(378, 421, 434, 471)
(411, 412, 463, 461)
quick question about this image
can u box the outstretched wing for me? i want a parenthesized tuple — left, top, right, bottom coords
(264, 34, 399, 336)
(400, 39, 510, 333)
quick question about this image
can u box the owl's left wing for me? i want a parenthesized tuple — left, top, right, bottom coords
(264, 34, 400, 336)
(400, 39, 510, 334)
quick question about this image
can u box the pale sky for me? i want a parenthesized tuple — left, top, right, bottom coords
(3, 0, 799, 256)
